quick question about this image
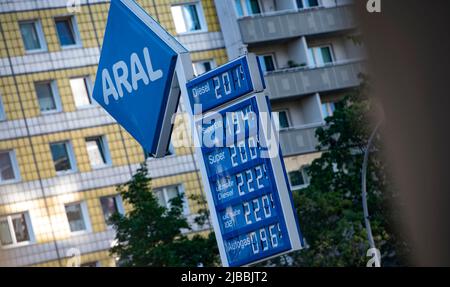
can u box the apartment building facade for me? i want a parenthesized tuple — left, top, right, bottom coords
(214, 0, 365, 189)
(0, 0, 227, 267)
(0, 0, 364, 267)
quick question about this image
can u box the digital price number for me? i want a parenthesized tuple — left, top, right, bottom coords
(186, 55, 262, 114)
(198, 97, 291, 266)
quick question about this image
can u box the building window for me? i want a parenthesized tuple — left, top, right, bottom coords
(275, 110, 291, 129)
(19, 20, 46, 52)
(0, 150, 20, 183)
(296, 0, 320, 9)
(81, 261, 100, 267)
(85, 136, 111, 169)
(192, 60, 215, 76)
(50, 141, 76, 173)
(258, 54, 276, 72)
(321, 102, 336, 119)
(0, 94, 5, 121)
(235, 0, 262, 17)
(70, 77, 92, 108)
(65, 202, 90, 233)
(288, 166, 309, 189)
(309, 45, 334, 67)
(171, 2, 207, 34)
(100, 195, 124, 226)
(154, 185, 189, 215)
(55, 16, 81, 47)
(0, 213, 33, 247)
(35, 81, 61, 113)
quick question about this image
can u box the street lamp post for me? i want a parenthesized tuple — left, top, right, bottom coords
(361, 120, 382, 266)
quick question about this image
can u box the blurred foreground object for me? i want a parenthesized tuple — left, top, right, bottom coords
(355, 0, 450, 266)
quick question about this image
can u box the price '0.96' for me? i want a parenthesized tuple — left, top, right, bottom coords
(249, 223, 283, 254)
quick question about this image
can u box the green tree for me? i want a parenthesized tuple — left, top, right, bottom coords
(109, 163, 219, 266)
(267, 78, 409, 266)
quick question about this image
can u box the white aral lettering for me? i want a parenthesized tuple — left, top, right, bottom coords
(102, 47, 163, 105)
(113, 60, 132, 98)
(102, 68, 118, 105)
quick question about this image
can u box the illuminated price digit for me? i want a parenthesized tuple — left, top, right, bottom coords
(250, 232, 259, 254)
(269, 225, 279, 248)
(233, 112, 241, 134)
(234, 66, 244, 89)
(238, 141, 247, 163)
(243, 202, 252, 224)
(230, 146, 238, 167)
(255, 166, 264, 189)
(237, 173, 245, 196)
(262, 195, 272, 218)
(245, 170, 254, 192)
(277, 223, 283, 239)
(263, 164, 268, 176)
(252, 198, 261, 222)
(248, 137, 258, 159)
(260, 228, 269, 251)
(222, 72, 231, 95)
(213, 76, 221, 99)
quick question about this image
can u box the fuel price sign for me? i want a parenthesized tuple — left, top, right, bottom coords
(186, 54, 304, 266)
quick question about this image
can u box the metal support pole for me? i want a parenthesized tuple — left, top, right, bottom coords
(361, 120, 382, 262)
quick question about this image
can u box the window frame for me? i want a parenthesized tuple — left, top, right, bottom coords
(35, 80, 62, 114)
(288, 166, 310, 190)
(321, 101, 336, 120)
(64, 201, 92, 235)
(70, 76, 94, 108)
(81, 261, 101, 267)
(54, 15, 82, 48)
(0, 150, 21, 184)
(235, 0, 263, 17)
(309, 45, 335, 67)
(170, 2, 208, 35)
(0, 212, 35, 249)
(274, 109, 292, 129)
(100, 194, 125, 227)
(154, 185, 190, 216)
(18, 19, 47, 53)
(192, 59, 216, 76)
(258, 53, 277, 73)
(49, 141, 77, 175)
(296, 0, 321, 10)
(85, 135, 112, 169)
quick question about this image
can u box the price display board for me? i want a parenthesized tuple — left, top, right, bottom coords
(186, 54, 304, 267)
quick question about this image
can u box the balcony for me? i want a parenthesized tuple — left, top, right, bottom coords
(238, 5, 356, 44)
(265, 60, 365, 100)
(279, 123, 322, 156)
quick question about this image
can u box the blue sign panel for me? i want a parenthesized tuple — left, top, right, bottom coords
(92, 0, 185, 156)
(197, 97, 296, 266)
(186, 55, 265, 114)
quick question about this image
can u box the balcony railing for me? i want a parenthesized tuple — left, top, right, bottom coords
(264, 59, 365, 100)
(237, 5, 356, 44)
(279, 122, 323, 156)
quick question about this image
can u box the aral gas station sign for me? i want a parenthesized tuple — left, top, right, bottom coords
(93, 0, 304, 267)
(92, 0, 186, 157)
